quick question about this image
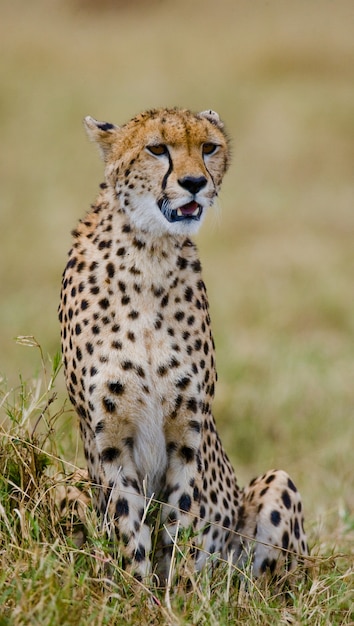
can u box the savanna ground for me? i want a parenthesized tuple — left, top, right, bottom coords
(0, 0, 353, 623)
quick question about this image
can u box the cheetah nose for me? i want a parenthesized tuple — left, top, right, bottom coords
(178, 176, 207, 195)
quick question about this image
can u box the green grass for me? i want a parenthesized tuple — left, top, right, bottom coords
(1, 0, 354, 622)
(0, 353, 353, 624)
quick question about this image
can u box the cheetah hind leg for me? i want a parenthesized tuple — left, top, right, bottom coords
(56, 469, 92, 548)
(235, 469, 309, 578)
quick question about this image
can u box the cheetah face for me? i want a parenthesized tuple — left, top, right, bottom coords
(84, 108, 230, 236)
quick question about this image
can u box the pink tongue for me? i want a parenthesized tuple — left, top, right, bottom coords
(180, 201, 198, 215)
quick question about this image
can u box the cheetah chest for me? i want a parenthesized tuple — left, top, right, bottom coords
(64, 233, 214, 495)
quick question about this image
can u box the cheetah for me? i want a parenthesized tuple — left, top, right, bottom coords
(59, 107, 308, 584)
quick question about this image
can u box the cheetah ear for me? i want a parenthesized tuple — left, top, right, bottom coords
(84, 116, 120, 161)
(197, 110, 224, 130)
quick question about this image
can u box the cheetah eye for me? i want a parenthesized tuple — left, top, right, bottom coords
(202, 143, 218, 156)
(147, 144, 168, 156)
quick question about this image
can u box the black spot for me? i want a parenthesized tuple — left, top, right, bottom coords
(176, 377, 191, 390)
(157, 365, 168, 376)
(67, 256, 77, 269)
(167, 442, 178, 456)
(98, 239, 111, 250)
(191, 260, 201, 273)
(95, 420, 104, 435)
(122, 360, 133, 371)
(127, 331, 135, 342)
(101, 447, 120, 462)
(187, 397, 198, 413)
(294, 517, 300, 539)
(179, 493, 192, 513)
(260, 557, 269, 574)
(134, 544, 146, 563)
(75, 323, 82, 335)
(128, 310, 139, 320)
(76, 404, 87, 419)
(167, 510, 178, 524)
(177, 256, 188, 270)
(108, 381, 125, 395)
(175, 311, 185, 322)
(99, 298, 110, 310)
(117, 247, 126, 256)
(103, 398, 116, 413)
(161, 294, 169, 308)
(136, 366, 145, 378)
(288, 477, 297, 492)
(265, 473, 276, 485)
(180, 446, 195, 463)
(123, 436, 134, 449)
(152, 285, 164, 297)
(260, 487, 269, 497)
(282, 530, 289, 550)
(154, 318, 162, 330)
(270, 510, 281, 526)
(81, 299, 89, 311)
(169, 394, 183, 419)
(133, 237, 145, 250)
(184, 286, 194, 302)
(281, 489, 292, 510)
(121, 295, 130, 305)
(189, 420, 201, 433)
(115, 498, 129, 517)
(210, 490, 217, 504)
(97, 121, 115, 131)
(106, 262, 115, 278)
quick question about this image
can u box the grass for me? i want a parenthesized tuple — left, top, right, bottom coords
(1, 0, 354, 622)
(0, 349, 353, 625)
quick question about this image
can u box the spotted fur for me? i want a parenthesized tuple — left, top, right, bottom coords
(59, 107, 308, 583)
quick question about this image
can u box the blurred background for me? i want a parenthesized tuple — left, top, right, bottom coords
(1, 0, 353, 538)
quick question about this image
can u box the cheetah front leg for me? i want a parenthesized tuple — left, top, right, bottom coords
(93, 418, 153, 582)
(235, 469, 309, 577)
(157, 419, 203, 583)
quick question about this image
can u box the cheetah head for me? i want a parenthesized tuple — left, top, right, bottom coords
(84, 108, 230, 237)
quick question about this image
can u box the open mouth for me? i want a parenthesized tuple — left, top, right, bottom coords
(159, 200, 203, 223)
